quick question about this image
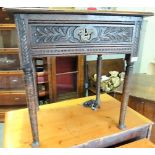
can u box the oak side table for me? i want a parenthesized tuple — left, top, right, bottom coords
(5, 8, 153, 147)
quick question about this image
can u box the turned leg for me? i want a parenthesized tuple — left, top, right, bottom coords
(84, 57, 89, 97)
(95, 55, 102, 108)
(24, 68, 40, 147)
(32, 59, 39, 111)
(83, 55, 102, 110)
(119, 54, 134, 129)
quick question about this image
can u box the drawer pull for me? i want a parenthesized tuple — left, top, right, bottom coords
(0, 57, 16, 64)
(78, 28, 93, 42)
(14, 97, 20, 101)
(12, 79, 18, 82)
(4, 17, 10, 21)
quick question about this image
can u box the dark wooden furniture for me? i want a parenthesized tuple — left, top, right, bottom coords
(47, 55, 84, 102)
(7, 8, 153, 147)
(0, 8, 27, 122)
(114, 73, 155, 143)
(3, 94, 153, 148)
(0, 7, 85, 122)
(34, 56, 84, 104)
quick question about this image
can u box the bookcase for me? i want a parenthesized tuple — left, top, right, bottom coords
(0, 8, 27, 122)
(47, 56, 85, 102)
(34, 57, 49, 105)
(0, 8, 85, 122)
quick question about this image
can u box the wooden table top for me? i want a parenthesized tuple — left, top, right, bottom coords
(3, 94, 152, 148)
(4, 8, 154, 16)
(115, 73, 155, 102)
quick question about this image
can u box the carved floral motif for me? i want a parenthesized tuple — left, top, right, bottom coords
(31, 25, 133, 46)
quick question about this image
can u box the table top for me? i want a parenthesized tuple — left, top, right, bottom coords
(4, 8, 154, 17)
(3, 94, 152, 148)
(115, 73, 155, 102)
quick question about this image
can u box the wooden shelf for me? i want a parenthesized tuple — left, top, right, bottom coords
(0, 24, 16, 30)
(0, 48, 19, 54)
(56, 71, 78, 76)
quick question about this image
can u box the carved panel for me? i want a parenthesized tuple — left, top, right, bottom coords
(30, 24, 134, 47)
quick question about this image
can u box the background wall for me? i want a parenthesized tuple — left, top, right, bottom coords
(87, 7, 155, 74)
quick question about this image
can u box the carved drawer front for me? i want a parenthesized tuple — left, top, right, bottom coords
(0, 72, 25, 89)
(30, 24, 135, 48)
(0, 53, 20, 70)
(0, 91, 26, 105)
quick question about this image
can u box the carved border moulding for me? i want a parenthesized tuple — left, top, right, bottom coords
(132, 21, 142, 57)
(31, 46, 132, 56)
(15, 15, 32, 69)
(30, 24, 134, 48)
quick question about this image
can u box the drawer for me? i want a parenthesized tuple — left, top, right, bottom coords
(0, 71, 25, 89)
(0, 91, 27, 105)
(0, 8, 14, 24)
(0, 53, 20, 70)
(29, 24, 135, 48)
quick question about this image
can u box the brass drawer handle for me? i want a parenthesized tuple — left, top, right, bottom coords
(78, 28, 93, 42)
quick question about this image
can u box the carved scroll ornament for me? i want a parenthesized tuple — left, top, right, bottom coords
(31, 24, 134, 46)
